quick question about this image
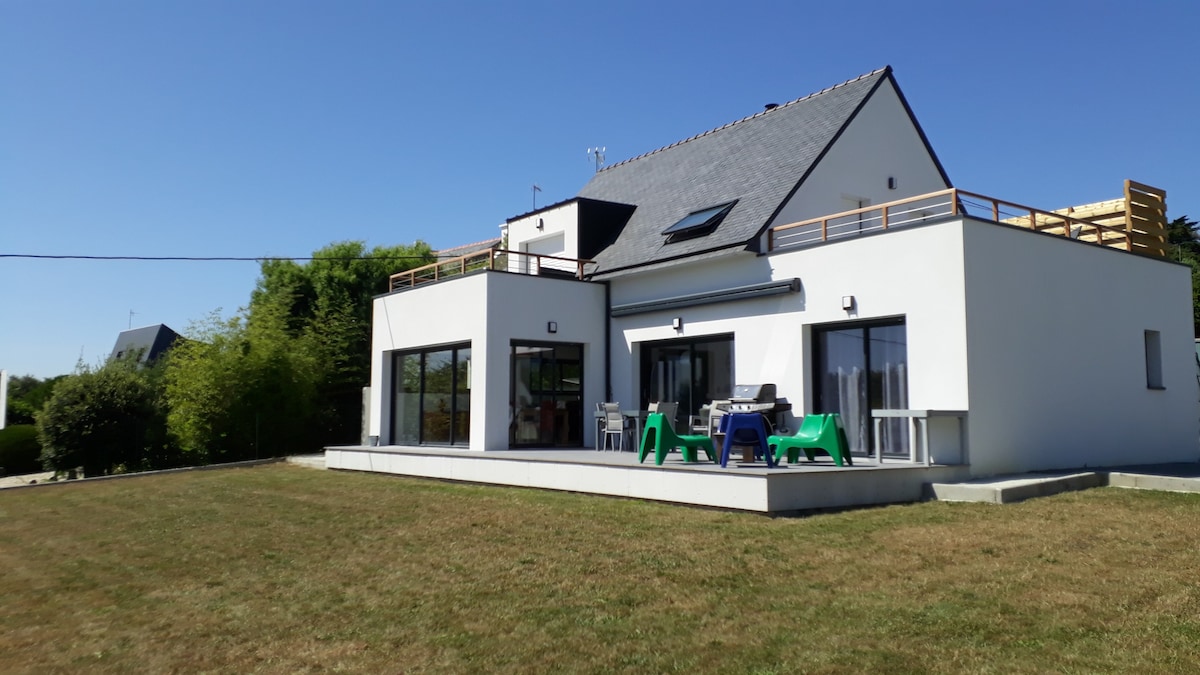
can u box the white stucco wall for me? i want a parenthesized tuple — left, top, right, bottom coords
(769, 77, 949, 231)
(481, 272, 607, 450)
(369, 213, 1195, 474)
(961, 220, 1199, 475)
(370, 273, 490, 447)
(504, 201, 579, 259)
(370, 271, 606, 451)
(608, 220, 971, 430)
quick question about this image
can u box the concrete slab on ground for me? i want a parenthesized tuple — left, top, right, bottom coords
(0, 471, 56, 489)
(1107, 462, 1200, 494)
(929, 462, 1200, 504)
(928, 471, 1105, 504)
(287, 453, 326, 470)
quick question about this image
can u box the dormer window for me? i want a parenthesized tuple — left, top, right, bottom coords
(662, 201, 736, 243)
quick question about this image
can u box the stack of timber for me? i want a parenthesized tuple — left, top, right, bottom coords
(1001, 180, 1168, 258)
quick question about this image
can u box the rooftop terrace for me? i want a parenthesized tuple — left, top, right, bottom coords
(388, 181, 1168, 292)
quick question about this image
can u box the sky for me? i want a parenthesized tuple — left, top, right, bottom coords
(2, 0, 1198, 379)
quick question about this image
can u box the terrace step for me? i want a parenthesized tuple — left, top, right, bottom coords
(927, 471, 1105, 504)
(1107, 470, 1200, 493)
(929, 463, 1200, 504)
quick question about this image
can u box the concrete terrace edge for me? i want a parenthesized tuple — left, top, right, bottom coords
(930, 466, 1200, 504)
(324, 446, 972, 513)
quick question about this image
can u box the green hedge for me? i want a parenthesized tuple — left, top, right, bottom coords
(0, 425, 43, 475)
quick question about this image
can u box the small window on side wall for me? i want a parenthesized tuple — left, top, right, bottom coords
(1145, 330, 1164, 389)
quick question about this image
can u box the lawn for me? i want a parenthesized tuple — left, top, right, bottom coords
(1, 464, 1199, 674)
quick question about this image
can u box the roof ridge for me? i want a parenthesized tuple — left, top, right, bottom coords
(597, 66, 891, 173)
(435, 237, 501, 255)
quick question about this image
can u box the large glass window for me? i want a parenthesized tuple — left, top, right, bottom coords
(639, 335, 734, 429)
(395, 353, 422, 445)
(510, 342, 583, 447)
(390, 344, 471, 446)
(813, 319, 908, 456)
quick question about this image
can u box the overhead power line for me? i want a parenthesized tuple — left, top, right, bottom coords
(0, 254, 445, 262)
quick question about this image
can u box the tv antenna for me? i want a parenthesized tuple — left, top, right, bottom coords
(531, 184, 542, 210)
(587, 146, 606, 173)
(128, 310, 138, 329)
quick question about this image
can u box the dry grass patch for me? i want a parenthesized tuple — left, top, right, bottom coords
(1, 464, 1199, 673)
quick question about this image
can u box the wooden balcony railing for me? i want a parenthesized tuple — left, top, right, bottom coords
(389, 248, 597, 291)
(768, 182, 1168, 258)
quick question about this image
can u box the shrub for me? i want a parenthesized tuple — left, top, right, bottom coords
(38, 364, 157, 477)
(0, 424, 43, 475)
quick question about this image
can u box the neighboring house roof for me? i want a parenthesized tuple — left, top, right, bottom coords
(110, 324, 182, 365)
(576, 65, 946, 277)
(436, 237, 502, 259)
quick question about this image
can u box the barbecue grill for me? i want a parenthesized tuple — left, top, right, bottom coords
(726, 383, 792, 432)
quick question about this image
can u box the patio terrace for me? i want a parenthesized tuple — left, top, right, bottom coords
(386, 182, 1166, 293)
(325, 444, 971, 514)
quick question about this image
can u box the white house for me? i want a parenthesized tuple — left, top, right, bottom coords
(346, 66, 1197, 490)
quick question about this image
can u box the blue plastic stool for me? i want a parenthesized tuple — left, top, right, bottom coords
(718, 413, 774, 468)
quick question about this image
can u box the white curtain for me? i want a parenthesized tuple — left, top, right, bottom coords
(879, 362, 909, 456)
(836, 366, 866, 453)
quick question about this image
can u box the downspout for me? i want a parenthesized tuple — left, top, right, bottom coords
(604, 280, 612, 401)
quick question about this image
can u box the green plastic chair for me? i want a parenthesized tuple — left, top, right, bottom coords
(768, 413, 853, 467)
(638, 413, 718, 465)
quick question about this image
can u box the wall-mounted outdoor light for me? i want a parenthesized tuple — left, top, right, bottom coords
(841, 295, 856, 311)
(672, 317, 683, 331)
(547, 321, 557, 334)
(887, 176, 897, 190)
(537, 218, 545, 230)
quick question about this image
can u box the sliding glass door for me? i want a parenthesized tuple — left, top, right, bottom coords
(639, 335, 734, 428)
(391, 344, 471, 446)
(813, 319, 908, 456)
(510, 342, 583, 447)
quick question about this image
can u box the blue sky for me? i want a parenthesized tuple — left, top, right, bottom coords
(2, 0, 1198, 379)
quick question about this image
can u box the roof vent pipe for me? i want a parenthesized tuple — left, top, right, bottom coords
(764, 103, 779, 111)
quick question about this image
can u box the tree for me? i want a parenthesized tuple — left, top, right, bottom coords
(0, 425, 43, 475)
(5, 374, 66, 426)
(163, 240, 434, 461)
(250, 241, 435, 446)
(1166, 215, 1200, 250)
(1165, 216, 1200, 335)
(163, 300, 322, 463)
(37, 360, 159, 476)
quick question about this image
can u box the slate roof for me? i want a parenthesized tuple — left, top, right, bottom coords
(577, 66, 894, 277)
(436, 237, 502, 259)
(110, 324, 182, 365)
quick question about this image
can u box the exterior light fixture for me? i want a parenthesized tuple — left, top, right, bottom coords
(841, 296, 855, 311)
(537, 218, 545, 230)
(672, 317, 683, 331)
(887, 176, 897, 190)
(547, 321, 557, 334)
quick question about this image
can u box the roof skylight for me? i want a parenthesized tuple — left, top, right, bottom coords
(662, 201, 736, 243)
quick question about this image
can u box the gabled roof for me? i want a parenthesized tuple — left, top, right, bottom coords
(110, 324, 182, 365)
(576, 66, 920, 276)
(435, 237, 502, 259)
